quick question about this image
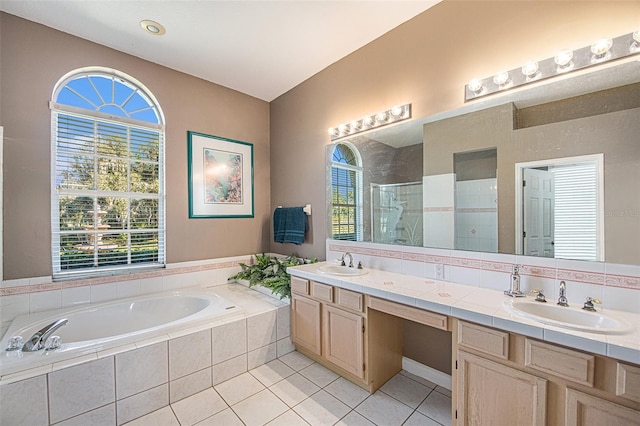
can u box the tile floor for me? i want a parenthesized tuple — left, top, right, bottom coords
(124, 351, 452, 426)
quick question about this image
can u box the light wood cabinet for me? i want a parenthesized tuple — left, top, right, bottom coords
(291, 294, 321, 356)
(453, 319, 640, 425)
(323, 304, 364, 378)
(565, 388, 639, 425)
(457, 350, 547, 426)
(290, 279, 403, 392)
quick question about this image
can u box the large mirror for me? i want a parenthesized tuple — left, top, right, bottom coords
(327, 59, 640, 265)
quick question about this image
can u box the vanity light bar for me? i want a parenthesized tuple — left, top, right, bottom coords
(465, 30, 640, 102)
(328, 104, 412, 141)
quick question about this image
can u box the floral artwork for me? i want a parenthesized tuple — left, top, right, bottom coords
(203, 148, 243, 204)
(188, 131, 254, 218)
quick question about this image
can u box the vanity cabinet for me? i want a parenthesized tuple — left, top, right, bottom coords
(453, 319, 640, 425)
(290, 276, 402, 392)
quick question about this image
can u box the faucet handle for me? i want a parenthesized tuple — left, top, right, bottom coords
(530, 289, 547, 303)
(582, 297, 601, 312)
(6, 336, 23, 351)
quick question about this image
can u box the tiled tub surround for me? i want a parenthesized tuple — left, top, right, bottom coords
(0, 283, 294, 425)
(289, 241, 640, 365)
(0, 255, 253, 339)
(0, 288, 242, 377)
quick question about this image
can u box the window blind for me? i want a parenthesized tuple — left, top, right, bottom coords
(550, 163, 598, 261)
(52, 112, 165, 277)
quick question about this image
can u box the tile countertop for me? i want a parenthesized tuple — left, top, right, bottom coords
(288, 262, 640, 365)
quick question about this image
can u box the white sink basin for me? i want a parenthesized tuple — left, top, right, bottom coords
(504, 300, 633, 334)
(316, 265, 368, 276)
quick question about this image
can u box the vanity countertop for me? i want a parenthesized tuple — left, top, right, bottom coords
(288, 261, 640, 365)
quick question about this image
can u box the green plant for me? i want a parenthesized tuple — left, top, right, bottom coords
(229, 253, 316, 299)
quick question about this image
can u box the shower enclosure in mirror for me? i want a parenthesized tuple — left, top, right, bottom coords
(371, 181, 423, 246)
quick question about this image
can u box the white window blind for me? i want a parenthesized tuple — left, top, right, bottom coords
(551, 163, 598, 261)
(331, 144, 363, 241)
(51, 70, 165, 278)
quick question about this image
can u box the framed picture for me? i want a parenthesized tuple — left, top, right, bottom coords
(188, 131, 254, 218)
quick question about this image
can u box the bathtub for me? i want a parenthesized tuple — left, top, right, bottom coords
(0, 287, 243, 378)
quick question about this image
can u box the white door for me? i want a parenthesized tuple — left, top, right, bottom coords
(523, 168, 555, 257)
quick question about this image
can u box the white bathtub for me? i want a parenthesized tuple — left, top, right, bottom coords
(0, 287, 243, 378)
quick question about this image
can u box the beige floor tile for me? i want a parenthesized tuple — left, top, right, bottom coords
(298, 363, 339, 388)
(324, 377, 370, 409)
(293, 390, 350, 426)
(215, 372, 265, 406)
(354, 391, 413, 426)
(250, 359, 295, 387)
(380, 374, 433, 409)
(399, 369, 438, 389)
(265, 409, 310, 426)
(335, 411, 375, 426)
(232, 389, 289, 426)
(171, 388, 227, 426)
(194, 408, 244, 426)
(269, 373, 320, 407)
(123, 406, 179, 426)
(278, 351, 315, 371)
(404, 411, 442, 426)
(417, 390, 452, 426)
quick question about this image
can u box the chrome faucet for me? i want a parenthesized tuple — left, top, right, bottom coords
(341, 252, 354, 268)
(22, 318, 68, 352)
(504, 265, 525, 297)
(557, 281, 568, 307)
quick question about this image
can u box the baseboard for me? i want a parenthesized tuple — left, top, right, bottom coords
(402, 356, 452, 391)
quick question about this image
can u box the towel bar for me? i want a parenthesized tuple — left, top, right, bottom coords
(276, 204, 311, 216)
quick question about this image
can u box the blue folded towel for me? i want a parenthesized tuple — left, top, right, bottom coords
(273, 207, 307, 245)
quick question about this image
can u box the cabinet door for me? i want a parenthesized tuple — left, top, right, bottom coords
(291, 294, 321, 356)
(323, 305, 364, 378)
(457, 351, 547, 426)
(566, 388, 639, 426)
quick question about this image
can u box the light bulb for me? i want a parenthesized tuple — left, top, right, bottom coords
(554, 50, 574, 72)
(493, 71, 510, 87)
(363, 115, 374, 127)
(328, 127, 338, 137)
(350, 120, 361, 131)
(376, 112, 388, 123)
(521, 60, 539, 78)
(468, 79, 484, 93)
(391, 106, 404, 117)
(338, 124, 348, 135)
(591, 38, 613, 57)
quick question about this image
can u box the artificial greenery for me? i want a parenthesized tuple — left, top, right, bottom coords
(229, 253, 316, 299)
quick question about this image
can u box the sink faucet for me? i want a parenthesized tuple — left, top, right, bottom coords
(557, 281, 569, 307)
(22, 318, 68, 352)
(341, 252, 354, 268)
(504, 265, 525, 297)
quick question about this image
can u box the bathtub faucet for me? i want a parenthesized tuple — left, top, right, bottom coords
(22, 318, 68, 352)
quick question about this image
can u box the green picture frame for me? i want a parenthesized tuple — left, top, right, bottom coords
(187, 131, 254, 218)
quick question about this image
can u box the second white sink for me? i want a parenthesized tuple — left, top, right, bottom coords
(504, 300, 633, 334)
(316, 265, 368, 276)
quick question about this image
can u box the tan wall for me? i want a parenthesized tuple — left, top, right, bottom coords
(0, 13, 271, 279)
(269, 0, 640, 261)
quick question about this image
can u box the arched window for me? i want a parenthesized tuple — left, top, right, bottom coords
(51, 68, 165, 277)
(331, 143, 363, 241)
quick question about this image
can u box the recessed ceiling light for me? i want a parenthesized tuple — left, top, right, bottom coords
(140, 20, 166, 36)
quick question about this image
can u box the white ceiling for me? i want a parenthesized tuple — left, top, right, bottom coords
(1, 1, 441, 101)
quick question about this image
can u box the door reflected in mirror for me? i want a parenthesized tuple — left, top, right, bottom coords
(517, 155, 603, 261)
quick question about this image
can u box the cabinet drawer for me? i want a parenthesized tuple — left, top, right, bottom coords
(368, 297, 448, 331)
(336, 288, 363, 312)
(291, 276, 310, 295)
(524, 339, 594, 387)
(616, 362, 640, 402)
(311, 281, 333, 302)
(457, 321, 509, 360)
